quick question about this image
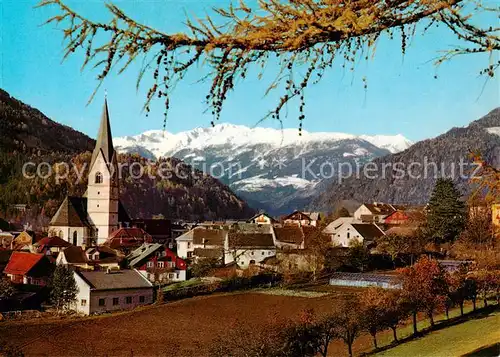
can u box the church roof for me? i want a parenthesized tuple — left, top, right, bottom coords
(50, 197, 91, 227)
(90, 99, 116, 169)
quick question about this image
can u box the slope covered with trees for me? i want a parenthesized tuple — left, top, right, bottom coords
(310, 108, 500, 211)
(0, 90, 254, 225)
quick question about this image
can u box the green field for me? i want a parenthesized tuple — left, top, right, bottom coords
(375, 311, 500, 357)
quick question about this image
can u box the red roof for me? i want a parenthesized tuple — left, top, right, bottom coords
(4, 252, 44, 276)
(106, 228, 153, 249)
(36, 236, 72, 248)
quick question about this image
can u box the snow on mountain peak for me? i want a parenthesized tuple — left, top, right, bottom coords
(114, 123, 413, 158)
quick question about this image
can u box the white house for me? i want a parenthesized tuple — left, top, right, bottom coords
(353, 203, 396, 223)
(332, 223, 385, 247)
(224, 232, 276, 268)
(247, 212, 276, 225)
(323, 217, 355, 235)
(72, 269, 153, 315)
(176, 228, 226, 260)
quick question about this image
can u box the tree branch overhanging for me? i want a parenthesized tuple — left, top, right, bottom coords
(38, 0, 500, 132)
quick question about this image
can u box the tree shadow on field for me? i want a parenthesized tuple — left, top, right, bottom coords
(362, 305, 499, 356)
(461, 343, 500, 357)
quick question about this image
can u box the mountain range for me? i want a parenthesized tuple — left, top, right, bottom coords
(115, 125, 413, 214)
(310, 108, 500, 211)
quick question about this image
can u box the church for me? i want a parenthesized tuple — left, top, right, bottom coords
(49, 99, 129, 246)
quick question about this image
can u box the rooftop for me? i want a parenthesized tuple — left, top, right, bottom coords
(76, 269, 152, 290)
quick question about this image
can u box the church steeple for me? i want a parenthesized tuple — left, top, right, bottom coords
(90, 98, 116, 169)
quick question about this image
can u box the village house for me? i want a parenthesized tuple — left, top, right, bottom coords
(282, 211, 321, 227)
(11, 231, 35, 251)
(127, 243, 187, 282)
(84, 246, 122, 270)
(247, 212, 276, 225)
(332, 222, 385, 247)
(56, 246, 93, 270)
(103, 227, 153, 254)
(35, 236, 72, 256)
(322, 217, 355, 238)
(3, 252, 53, 286)
(176, 227, 226, 260)
(353, 203, 397, 223)
(0, 230, 14, 249)
(383, 207, 425, 226)
(72, 269, 153, 315)
(224, 232, 276, 268)
(274, 226, 305, 250)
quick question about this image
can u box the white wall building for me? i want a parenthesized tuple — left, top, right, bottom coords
(49, 99, 129, 246)
(72, 269, 153, 315)
(332, 222, 385, 247)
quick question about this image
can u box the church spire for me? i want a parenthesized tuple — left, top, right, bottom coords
(90, 98, 115, 169)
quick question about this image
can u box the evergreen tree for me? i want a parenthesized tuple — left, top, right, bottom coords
(50, 265, 78, 311)
(426, 178, 466, 242)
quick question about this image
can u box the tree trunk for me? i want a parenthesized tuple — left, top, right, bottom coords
(412, 311, 418, 335)
(372, 333, 378, 349)
(484, 298, 488, 307)
(429, 312, 434, 327)
(472, 298, 476, 311)
(347, 342, 353, 357)
(391, 326, 398, 342)
(460, 302, 464, 316)
(445, 306, 449, 319)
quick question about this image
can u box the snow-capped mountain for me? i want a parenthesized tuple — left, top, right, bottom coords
(114, 123, 413, 214)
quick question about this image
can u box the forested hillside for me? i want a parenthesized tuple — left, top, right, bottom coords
(310, 108, 500, 212)
(0, 89, 253, 226)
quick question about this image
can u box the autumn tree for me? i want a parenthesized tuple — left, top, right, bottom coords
(446, 264, 470, 317)
(38, 0, 499, 130)
(398, 256, 448, 334)
(426, 178, 466, 242)
(380, 290, 410, 343)
(359, 288, 388, 349)
(334, 297, 362, 357)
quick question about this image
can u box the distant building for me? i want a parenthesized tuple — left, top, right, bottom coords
(3, 252, 53, 286)
(127, 243, 187, 282)
(176, 228, 226, 260)
(56, 246, 93, 270)
(332, 223, 385, 247)
(322, 217, 355, 237)
(72, 269, 153, 315)
(247, 212, 276, 225)
(103, 227, 153, 254)
(225, 232, 276, 268)
(353, 203, 397, 223)
(35, 236, 72, 255)
(48, 99, 130, 246)
(282, 211, 320, 227)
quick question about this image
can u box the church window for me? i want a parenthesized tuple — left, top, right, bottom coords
(95, 172, 103, 184)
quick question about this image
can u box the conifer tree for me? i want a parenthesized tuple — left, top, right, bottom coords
(426, 178, 466, 242)
(50, 265, 78, 311)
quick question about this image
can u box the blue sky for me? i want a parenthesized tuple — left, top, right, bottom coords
(0, 0, 498, 141)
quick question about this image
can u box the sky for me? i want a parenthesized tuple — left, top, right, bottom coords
(0, 0, 498, 142)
